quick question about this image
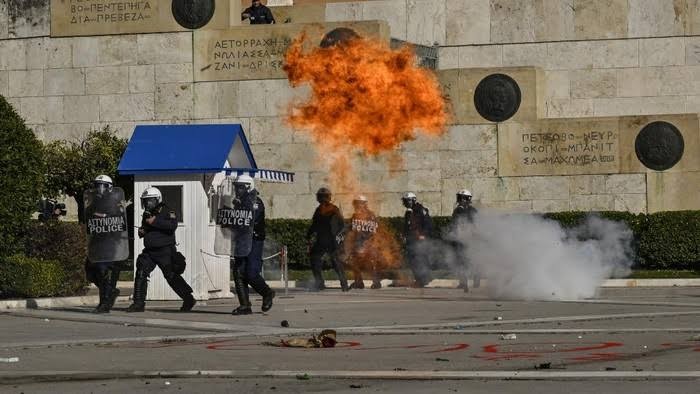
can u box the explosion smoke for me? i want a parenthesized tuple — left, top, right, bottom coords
(445, 213, 634, 300)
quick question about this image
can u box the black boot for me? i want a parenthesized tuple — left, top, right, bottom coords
(105, 268, 120, 310)
(94, 271, 111, 313)
(126, 272, 147, 313)
(232, 260, 252, 315)
(262, 290, 275, 312)
(166, 273, 196, 312)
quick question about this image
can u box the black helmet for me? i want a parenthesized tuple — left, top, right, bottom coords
(316, 187, 332, 203)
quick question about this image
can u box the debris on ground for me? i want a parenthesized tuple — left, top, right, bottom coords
(494, 316, 503, 321)
(0, 357, 19, 363)
(500, 333, 517, 340)
(394, 368, 406, 371)
(535, 362, 551, 370)
(164, 381, 171, 386)
(43, 319, 50, 322)
(605, 367, 616, 371)
(349, 384, 363, 389)
(304, 309, 308, 313)
(296, 373, 311, 380)
(435, 358, 449, 362)
(280, 320, 290, 328)
(264, 329, 337, 348)
(690, 334, 700, 341)
(454, 325, 464, 330)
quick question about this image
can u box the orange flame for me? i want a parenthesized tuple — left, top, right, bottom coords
(284, 34, 448, 156)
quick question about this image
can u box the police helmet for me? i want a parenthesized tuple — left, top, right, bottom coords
(402, 191, 417, 208)
(352, 194, 368, 209)
(93, 174, 113, 195)
(316, 187, 332, 203)
(456, 189, 473, 203)
(140, 187, 162, 211)
(233, 174, 255, 192)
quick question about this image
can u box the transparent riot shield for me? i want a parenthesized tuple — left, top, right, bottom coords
(84, 187, 129, 263)
(213, 177, 255, 257)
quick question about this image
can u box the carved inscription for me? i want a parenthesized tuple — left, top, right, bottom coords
(498, 121, 621, 176)
(209, 37, 291, 74)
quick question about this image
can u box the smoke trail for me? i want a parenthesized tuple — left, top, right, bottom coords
(445, 212, 634, 300)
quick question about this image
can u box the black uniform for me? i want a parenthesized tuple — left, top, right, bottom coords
(307, 202, 348, 291)
(241, 3, 275, 24)
(130, 204, 194, 310)
(230, 192, 274, 314)
(403, 202, 433, 287)
(451, 204, 479, 290)
(345, 208, 381, 289)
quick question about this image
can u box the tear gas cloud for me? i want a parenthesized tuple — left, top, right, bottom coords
(442, 212, 634, 300)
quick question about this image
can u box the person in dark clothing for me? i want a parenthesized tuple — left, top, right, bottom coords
(307, 187, 349, 291)
(241, 0, 275, 24)
(401, 192, 433, 288)
(126, 187, 195, 313)
(84, 175, 126, 313)
(344, 195, 382, 289)
(226, 175, 275, 315)
(451, 189, 479, 292)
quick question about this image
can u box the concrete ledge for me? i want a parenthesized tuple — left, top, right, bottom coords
(0, 295, 130, 310)
(2, 370, 700, 384)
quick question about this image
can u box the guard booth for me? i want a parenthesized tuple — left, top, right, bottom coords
(117, 124, 294, 300)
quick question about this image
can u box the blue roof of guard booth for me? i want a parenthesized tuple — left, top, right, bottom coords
(117, 124, 258, 175)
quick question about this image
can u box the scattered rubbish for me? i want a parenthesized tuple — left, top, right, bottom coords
(496, 304, 502, 307)
(535, 362, 551, 370)
(394, 368, 406, 371)
(643, 345, 648, 349)
(280, 320, 289, 328)
(165, 381, 171, 386)
(500, 334, 517, 340)
(435, 358, 449, 362)
(577, 336, 583, 339)
(690, 334, 700, 341)
(270, 387, 277, 390)
(264, 330, 337, 348)
(635, 368, 643, 372)
(349, 384, 363, 389)
(552, 344, 557, 348)
(494, 316, 503, 321)
(43, 319, 50, 322)
(124, 323, 130, 327)
(454, 325, 464, 330)
(296, 373, 311, 380)
(605, 367, 616, 371)
(0, 357, 19, 363)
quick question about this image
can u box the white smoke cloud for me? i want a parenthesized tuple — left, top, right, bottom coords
(444, 212, 634, 301)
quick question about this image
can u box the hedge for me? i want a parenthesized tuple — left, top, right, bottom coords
(22, 220, 89, 297)
(269, 210, 700, 271)
(0, 254, 66, 298)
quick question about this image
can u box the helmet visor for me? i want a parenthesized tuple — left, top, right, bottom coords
(141, 197, 158, 211)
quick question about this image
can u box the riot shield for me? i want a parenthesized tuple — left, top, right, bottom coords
(213, 178, 255, 257)
(84, 187, 129, 263)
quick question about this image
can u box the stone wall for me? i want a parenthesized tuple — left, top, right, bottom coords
(1, 0, 699, 218)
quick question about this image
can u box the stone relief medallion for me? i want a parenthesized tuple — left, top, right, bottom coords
(320, 28, 360, 48)
(635, 121, 685, 171)
(172, 0, 216, 30)
(473, 73, 521, 122)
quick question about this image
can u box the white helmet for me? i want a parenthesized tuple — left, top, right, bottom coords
(94, 174, 113, 185)
(140, 187, 162, 211)
(353, 195, 368, 208)
(402, 191, 417, 208)
(456, 189, 473, 204)
(93, 174, 113, 195)
(233, 174, 255, 192)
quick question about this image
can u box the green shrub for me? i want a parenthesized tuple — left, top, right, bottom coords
(23, 220, 89, 296)
(0, 254, 66, 298)
(637, 211, 700, 269)
(267, 211, 700, 271)
(0, 95, 46, 256)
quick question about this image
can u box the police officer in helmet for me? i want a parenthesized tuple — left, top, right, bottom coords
(229, 175, 275, 315)
(402, 192, 433, 288)
(126, 187, 196, 312)
(84, 175, 125, 313)
(307, 187, 349, 291)
(345, 195, 382, 289)
(452, 190, 479, 291)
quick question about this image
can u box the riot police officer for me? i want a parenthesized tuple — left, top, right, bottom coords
(306, 187, 349, 291)
(84, 175, 128, 313)
(452, 190, 479, 291)
(126, 187, 196, 312)
(226, 175, 276, 315)
(241, 0, 276, 24)
(402, 192, 433, 288)
(345, 195, 382, 289)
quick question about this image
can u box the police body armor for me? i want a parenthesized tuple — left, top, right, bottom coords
(213, 178, 256, 257)
(84, 187, 129, 263)
(349, 211, 379, 252)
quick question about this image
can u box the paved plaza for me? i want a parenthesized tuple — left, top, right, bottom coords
(1, 286, 700, 393)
